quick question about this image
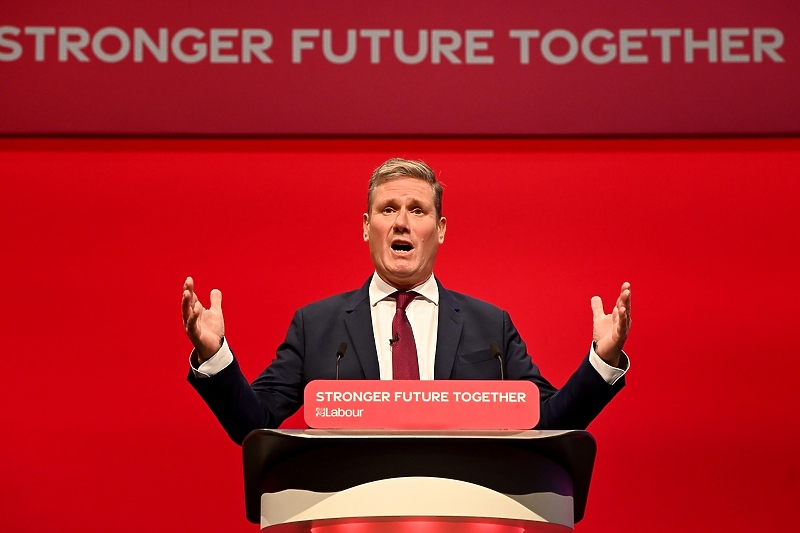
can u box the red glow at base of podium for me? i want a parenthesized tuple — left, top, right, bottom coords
(293, 517, 570, 533)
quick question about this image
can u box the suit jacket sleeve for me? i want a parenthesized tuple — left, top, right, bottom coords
(187, 307, 308, 444)
(500, 310, 624, 430)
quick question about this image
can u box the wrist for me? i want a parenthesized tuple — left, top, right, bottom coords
(593, 340, 621, 368)
(195, 337, 223, 365)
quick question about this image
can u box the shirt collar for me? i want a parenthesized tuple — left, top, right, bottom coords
(369, 272, 440, 307)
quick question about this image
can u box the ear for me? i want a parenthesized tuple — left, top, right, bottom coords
(437, 217, 447, 243)
(362, 213, 370, 242)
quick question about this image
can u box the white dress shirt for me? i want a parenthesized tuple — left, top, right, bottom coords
(369, 273, 439, 380)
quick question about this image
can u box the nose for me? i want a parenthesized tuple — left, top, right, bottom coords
(392, 208, 410, 232)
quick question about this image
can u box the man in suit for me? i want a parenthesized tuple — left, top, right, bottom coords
(184, 158, 631, 444)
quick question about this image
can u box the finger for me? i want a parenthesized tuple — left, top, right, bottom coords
(619, 282, 631, 308)
(182, 277, 196, 321)
(183, 288, 200, 319)
(617, 306, 629, 329)
(619, 285, 631, 324)
(590, 296, 605, 319)
(187, 300, 203, 333)
(617, 309, 631, 345)
(209, 288, 223, 312)
(610, 304, 627, 342)
(181, 289, 193, 323)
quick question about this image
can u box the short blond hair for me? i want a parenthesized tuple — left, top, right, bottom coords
(368, 158, 444, 219)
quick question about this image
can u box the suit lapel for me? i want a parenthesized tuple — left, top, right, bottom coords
(434, 281, 463, 379)
(344, 278, 381, 380)
(344, 276, 464, 380)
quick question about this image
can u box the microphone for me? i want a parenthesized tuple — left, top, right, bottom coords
(490, 342, 504, 381)
(389, 332, 399, 347)
(335, 342, 348, 380)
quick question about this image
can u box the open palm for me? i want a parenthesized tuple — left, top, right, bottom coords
(591, 282, 631, 368)
(181, 276, 225, 362)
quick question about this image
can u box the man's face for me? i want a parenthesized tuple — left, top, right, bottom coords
(363, 177, 447, 290)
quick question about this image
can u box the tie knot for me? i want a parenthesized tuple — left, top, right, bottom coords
(394, 291, 416, 311)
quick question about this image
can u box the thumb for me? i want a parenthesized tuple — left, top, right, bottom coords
(590, 296, 605, 319)
(209, 289, 223, 312)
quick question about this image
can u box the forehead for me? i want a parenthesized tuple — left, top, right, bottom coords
(372, 177, 435, 204)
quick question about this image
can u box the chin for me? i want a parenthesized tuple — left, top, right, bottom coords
(391, 272, 428, 288)
(384, 262, 415, 276)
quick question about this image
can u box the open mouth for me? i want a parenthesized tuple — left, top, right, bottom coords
(391, 243, 413, 252)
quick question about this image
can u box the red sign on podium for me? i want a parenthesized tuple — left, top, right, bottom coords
(304, 380, 539, 430)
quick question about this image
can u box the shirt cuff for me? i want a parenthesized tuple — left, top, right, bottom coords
(190, 338, 234, 378)
(588, 342, 629, 386)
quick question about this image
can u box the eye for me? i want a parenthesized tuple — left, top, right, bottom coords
(382, 206, 395, 214)
(411, 207, 424, 215)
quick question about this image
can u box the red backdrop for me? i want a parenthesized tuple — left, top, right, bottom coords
(1, 137, 799, 531)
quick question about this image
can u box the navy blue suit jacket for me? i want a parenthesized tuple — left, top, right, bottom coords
(188, 277, 625, 444)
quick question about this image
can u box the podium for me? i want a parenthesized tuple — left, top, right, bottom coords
(242, 429, 596, 532)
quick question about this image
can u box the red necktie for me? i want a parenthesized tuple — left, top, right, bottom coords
(392, 291, 420, 380)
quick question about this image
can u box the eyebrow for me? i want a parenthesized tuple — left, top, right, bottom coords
(375, 195, 431, 210)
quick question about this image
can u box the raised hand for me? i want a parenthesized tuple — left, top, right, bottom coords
(590, 282, 631, 368)
(181, 276, 225, 363)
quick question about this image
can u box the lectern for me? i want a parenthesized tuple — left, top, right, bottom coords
(242, 429, 596, 531)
